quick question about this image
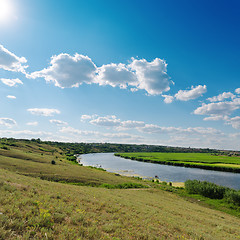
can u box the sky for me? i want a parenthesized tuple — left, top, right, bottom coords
(0, 0, 240, 150)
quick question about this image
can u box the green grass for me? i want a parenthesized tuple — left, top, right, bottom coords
(1, 139, 240, 239)
(115, 152, 240, 172)
(1, 169, 240, 239)
(0, 142, 145, 187)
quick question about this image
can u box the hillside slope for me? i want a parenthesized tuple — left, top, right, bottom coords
(0, 139, 240, 239)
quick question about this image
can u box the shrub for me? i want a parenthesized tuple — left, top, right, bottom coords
(224, 190, 240, 206)
(51, 160, 56, 165)
(185, 180, 227, 199)
(100, 182, 146, 189)
(0, 145, 9, 150)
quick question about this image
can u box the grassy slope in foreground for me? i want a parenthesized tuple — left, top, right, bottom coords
(1, 169, 240, 240)
(115, 152, 240, 172)
(1, 139, 240, 239)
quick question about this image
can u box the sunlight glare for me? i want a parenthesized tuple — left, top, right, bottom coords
(0, 0, 13, 22)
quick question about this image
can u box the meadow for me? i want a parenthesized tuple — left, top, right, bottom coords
(115, 152, 240, 172)
(1, 139, 240, 239)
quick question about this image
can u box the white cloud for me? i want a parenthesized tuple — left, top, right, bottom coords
(30, 54, 172, 96)
(0, 78, 23, 87)
(0, 45, 27, 73)
(120, 120, 145, 129)
(138, 124, 162, 133)
(81, 114, 93, 120)
(80, 114, 98, 121)
(49, 119, 68, 126)
(6, 95, 16, 99)
(30, 53, 97, 88)
(203, 115, 228, 121)
(207, 92, 235, 102)
(84, 114, 145, 130)
(59, 126, 83, 135)
(129, 58, 171, 95)
(235, 88, 240, 94)
(139, 124, 223, 136)
(130, 88, 138, 92)
(90, 115, 121, 127)
(27, 108, 60, 117)
(59, 126, 142, 143)
(226, 116, 240, 129)
(97, 63, 137, 89)
(26, 121, 38, 126)
(175, 85, 207, 101)
(59, 126, 98, 136)
(162, 95, 174, 104)
(194, 98, 240, 116)
(0, 118, 16, 127)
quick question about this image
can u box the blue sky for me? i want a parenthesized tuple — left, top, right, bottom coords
(0, 0, 240, 150)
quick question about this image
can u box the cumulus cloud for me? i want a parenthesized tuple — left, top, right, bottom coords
(138, 124, 162, 133)
(80, 114, 225, 139)
(194, 98, 240, 116)
(207, 92, 235, 102)
(49, 119, 68, 126)
(162, 95, 174, 104)
(0, 45, 27, 73)
(30, 53, 172, 96)
(90, 115, 121, 127)
(85, 114, 146, 130)
(0, 118, 17, 127)
(27, 108, 60, 117)
(59, 126, 98, 136)
(226, 116, 240, 129)
(203, 115, 228, 121)
(7, 95, 16, 99)
(59, 126, 142, 143)
(175, 85, 207, 101)
(0, 78, 23, 87)
(139, 124, 223, 136)
(235, 88, 240, 94)
(120, 120, 145, 129)
(80, 114, 98, 121)
(59, 126, 83, 135)
(130, 88, 138, 92)
(26, 121, 38, 126)
(97, 63, 137, 89)
(30, 53, 97, 88)
(129, 58, 171, 95)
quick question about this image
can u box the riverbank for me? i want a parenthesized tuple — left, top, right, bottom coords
(1, 139, 240, 239)
(115, 152, 240, 173)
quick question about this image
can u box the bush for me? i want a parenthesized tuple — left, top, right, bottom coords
(0, 145, 9, 150)
(100, 182, 146, 189)
(185, 180, 227, 199)
(66, 155, 77, 162)
(51, 160, 56, 165)
(224, 190, 240, 205)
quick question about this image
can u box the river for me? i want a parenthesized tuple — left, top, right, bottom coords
(78, 153, 240, 190)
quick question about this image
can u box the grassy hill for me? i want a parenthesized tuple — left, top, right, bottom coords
(1, 139, 240, 239)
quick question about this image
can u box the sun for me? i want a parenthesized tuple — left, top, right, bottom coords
(0, 0, 13, 22)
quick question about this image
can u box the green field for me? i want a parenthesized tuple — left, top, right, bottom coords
(115, 152, 240, 172)
(1, 139, 240, 239)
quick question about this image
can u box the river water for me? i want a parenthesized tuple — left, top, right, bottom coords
(79, 153, 240, 190)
